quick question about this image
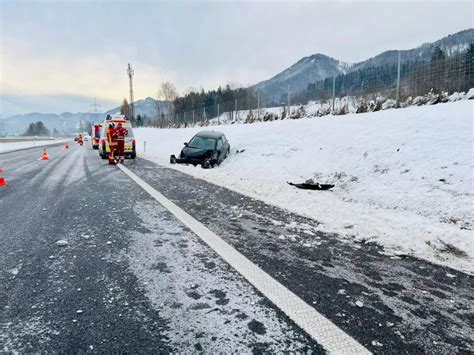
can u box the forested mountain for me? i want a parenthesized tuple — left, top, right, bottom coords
(252, 29, 473, 104)
(251, 54, 350, 103)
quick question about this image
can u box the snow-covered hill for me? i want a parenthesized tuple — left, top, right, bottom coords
(135, 100, 474, 274)
(105, 97, 171, 118)
(252, 54, 347, 103)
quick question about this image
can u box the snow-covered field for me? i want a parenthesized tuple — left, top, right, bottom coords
(135, 100, 473, 274)
(0, 139, 69, 153)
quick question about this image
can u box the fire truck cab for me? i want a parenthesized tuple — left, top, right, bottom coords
(98, 114, 136, 159)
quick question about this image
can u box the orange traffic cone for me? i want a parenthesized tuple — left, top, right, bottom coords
(41, 148, 49, 160)
(65, 143, 69, 149)
(0, 168, 8, 186)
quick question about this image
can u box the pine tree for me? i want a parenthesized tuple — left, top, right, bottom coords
(431, 46, 446, 93)
(431, 46, 446, 62)
(465, 44, 474, 90)
(23, 121, 50, 136)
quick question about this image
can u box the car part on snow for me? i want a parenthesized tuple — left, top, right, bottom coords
(287, 180, 335, 191)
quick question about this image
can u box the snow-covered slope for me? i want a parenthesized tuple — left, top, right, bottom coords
(135, 100, 474, 274)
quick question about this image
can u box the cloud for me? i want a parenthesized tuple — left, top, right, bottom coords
(1, 0, 472, 116)
(1, 38, 173, 101)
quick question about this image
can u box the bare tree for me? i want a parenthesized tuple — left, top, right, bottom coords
(120, 98, 132, 118)
(156, 82, 179, 127)
(157, 82, 179, 102)
(154, 95, 164, 127)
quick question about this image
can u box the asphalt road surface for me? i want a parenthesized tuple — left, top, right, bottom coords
(1, 142, 473, 353)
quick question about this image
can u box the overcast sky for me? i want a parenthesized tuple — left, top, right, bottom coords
(1, 0, 472, 116)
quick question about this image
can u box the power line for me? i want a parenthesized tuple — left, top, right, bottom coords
(90, 97, 101, 114)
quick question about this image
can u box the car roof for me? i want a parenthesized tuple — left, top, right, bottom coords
(194, 130, 225, 139)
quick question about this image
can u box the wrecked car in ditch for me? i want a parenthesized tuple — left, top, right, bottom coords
(170, 130, 230, 168)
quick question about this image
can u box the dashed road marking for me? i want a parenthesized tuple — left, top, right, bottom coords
(118, 163, 371, 354)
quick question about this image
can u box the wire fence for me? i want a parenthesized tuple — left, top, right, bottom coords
(137, 49, 473, 128)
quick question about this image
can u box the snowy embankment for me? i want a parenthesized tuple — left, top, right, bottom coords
(0, 139, 69, 153)
(135, 100, 473, 274)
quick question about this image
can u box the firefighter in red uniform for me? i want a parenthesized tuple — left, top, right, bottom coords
(106, 123, 118, 164)
(77, 134, 83, 146)
(115, 122, 129, 164)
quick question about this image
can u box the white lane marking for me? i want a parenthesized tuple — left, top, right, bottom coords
(118, 164, 371, 355)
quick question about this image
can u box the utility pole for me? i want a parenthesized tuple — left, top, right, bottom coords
(257, 92, 260, 119)
(192, 109, 195, 125)
(235, 99, 238, 121)
(127, 63, 135, 121)
(90, 97, 101, 124)
(215, 93, 219, 124)
(287, 85, 290, 116)
(396, 51, 401, 107)
(90, 97, 101, 114)
(332, 76, 336, 112)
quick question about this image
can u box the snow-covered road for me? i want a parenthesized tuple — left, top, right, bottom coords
(0, 144, 320, 353)
(135, 100, 474, 274)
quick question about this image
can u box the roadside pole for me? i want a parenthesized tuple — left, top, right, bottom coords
(396, 51, 401, 107)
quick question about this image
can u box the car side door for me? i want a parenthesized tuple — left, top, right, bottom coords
(216, 137, 225, 163)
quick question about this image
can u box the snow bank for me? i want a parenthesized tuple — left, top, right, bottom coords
(0, 139, 69, 153)
(135, 100, 474, 274)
